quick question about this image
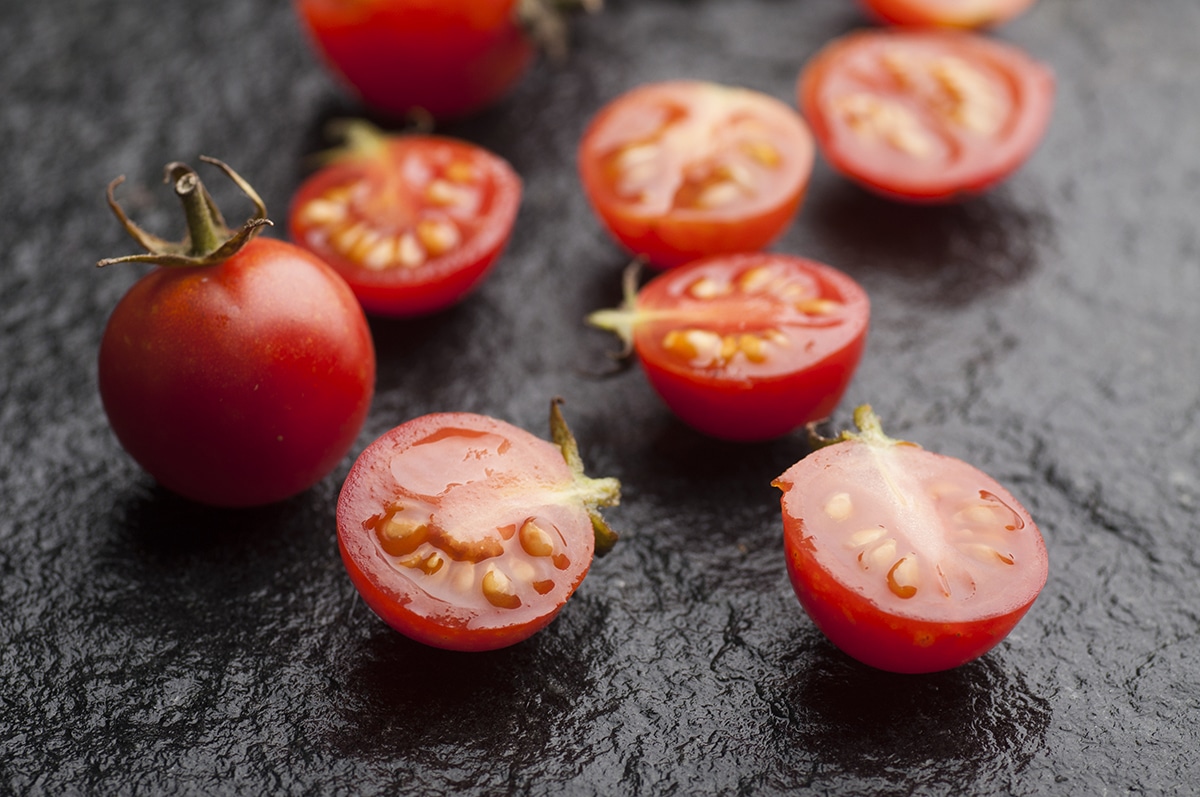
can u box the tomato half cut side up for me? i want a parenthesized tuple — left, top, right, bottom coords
(578, 81, 815, 269)
(798, 28, 1054, 202)
(773, 406, 1048, 674)
(289, 122, 521, 317)
(588, 253, 869, 441)
(859, 0, 1038, 29)
(336, 401, 620, 652)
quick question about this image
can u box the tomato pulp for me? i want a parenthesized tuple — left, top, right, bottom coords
(588, 253, 869, 441)
(798, 28, 1054, 202)
(289, 124, 521, 316)
(337, 403, 620, 651)
(294, 0, 535, 120)
(774, 406, 1048, 673)
(578, 80, 815, 268)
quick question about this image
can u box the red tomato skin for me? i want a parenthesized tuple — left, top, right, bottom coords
(287, 135, 522, 317)
(630, 254, 869, 442)
(294, 0, 534, 120)
(337, 413, 597, 652)
(578, 81, 815, 269)
(798, 29, 1055, 202)
(860, 0, 1037, 28)
(98, 237, 376, 507)
(785, 528, 1039, 674)
(778, 440, 1048, 674)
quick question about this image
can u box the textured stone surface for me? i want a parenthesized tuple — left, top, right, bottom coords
(2, 0, 1198, 794)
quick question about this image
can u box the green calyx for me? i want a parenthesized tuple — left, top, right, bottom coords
(97, 156, 272, 270)
(807, 404, 922, 451)
(549, 398, 621, 556)
(585, 260, 644, 359)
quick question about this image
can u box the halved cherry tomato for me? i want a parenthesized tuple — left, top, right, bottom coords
(294, 0, 534, 121)
(588, 253, 869, 441)
(860, 0, 1038, 29)
(288, 122, 521, 316)
(578, 81, 815, 269)
(336, 401, 620, 651)
(798, 29, 1054, 202)
(774, 406, 1048, 674)
(98, 159, 375, 507)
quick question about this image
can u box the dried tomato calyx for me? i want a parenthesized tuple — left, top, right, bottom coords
(550, 398, 621, 556)
(97, 157, 272, 270)
(515, 0, 602, 63)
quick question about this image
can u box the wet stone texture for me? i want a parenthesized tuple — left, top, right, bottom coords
(2, 0, 1198, 794)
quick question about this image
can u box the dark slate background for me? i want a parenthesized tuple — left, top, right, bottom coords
(2, 0, 1198, 794)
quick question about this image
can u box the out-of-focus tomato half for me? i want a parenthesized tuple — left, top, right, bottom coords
(289, 121, 521, 317)
(798, 28, 1054, 202)
(579, 80, 815, 268)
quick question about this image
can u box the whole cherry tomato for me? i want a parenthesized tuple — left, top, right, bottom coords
(798, 28, 1054, 202)
(859, 0, 1038, 29)
(578, 80, 815, 269)
(293, 0, 594, 120)
(588, 253, 869, 441)
(98, 158, 376, 507)
(288, 121, 522, 317)
(774, 406, 1048, 674)
(337, 401, 620, 651)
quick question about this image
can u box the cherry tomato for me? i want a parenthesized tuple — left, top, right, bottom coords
(859, 0, 1038, 29)
(798, 29, 1054, 202)
(578, 80, 815, 269)
(588, 253, 869, 442)
(293, 0, 535, 120)
(774, 406, 1048, 674)
(288, 122, 522, 317)
(337, 401, 620, 651)
(98, 159, 376, 507)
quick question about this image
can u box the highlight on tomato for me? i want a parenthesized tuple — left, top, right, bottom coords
(336, 400, 620, 652)
(859, 0, 1038, 29)
(97, 158, 376, 508)
(288, 121, 521, 317)
(587, 253, 869, 442)
(578, 80, 815, 269)
(293, 0, 598, 121)
(774, 406, 1048, 674)
(798, 28, 1054, 202)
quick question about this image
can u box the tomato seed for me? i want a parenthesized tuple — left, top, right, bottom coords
(823, 492, 854, 521)
(519, 519, 555, 557)
(482, 568, 522, 609)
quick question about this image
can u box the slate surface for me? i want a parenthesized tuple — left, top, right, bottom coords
(2, 0, 1198, 794)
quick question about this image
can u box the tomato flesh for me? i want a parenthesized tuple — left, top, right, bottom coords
(99, 237, 376, 507)
(578, 81, 815, 268)
(589, 254, 869, 441)
(337, 410, 619, 651)
(289, 132, 521, 316)
(294, 0, 534, 120)
(774, 409, 1048, 673)
(798, 29, 1054, 202)
(860, 0, 1038, 29)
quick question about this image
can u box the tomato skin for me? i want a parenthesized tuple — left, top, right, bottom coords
(775, 409, 1048, 673)
(798, 29, 1054, 202)
(337, 410, 618, 651)
(591, 253, 869, 441)
(860, 0, 1038, 29)
(578, 81, 815, 269)
(294, 0, 534, 120)
(288, 132, 522, 317)
(98, 237, 376, 507)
